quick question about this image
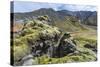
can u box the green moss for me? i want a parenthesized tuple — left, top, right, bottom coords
(74, 37, 97, 47)
(37, 47, 96, 64)
(13, 43, 30, 62)
(12, 18, 97, 65)
(75, 37, 97, 44)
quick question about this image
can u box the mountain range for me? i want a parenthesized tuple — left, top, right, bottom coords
(12, 8, 97, 26)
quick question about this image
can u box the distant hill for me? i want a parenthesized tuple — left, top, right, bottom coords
(12, 8, 97, 32)
(13, 8, 97, 26)
(13, 8, 97, 25)
(56, 10, 97, 26)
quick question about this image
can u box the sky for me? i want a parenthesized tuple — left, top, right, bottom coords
(12, 1, 97, 13)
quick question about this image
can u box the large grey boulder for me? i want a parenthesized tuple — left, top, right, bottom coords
(21, 54, 38, 66)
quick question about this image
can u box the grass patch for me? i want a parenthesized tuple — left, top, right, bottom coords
(74, 37, 97, 47)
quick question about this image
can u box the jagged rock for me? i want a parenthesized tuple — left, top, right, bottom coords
(46, 33, 77, 58)
(30, 31, 77, 58)
(84, 43, 97, 53)
(37, 15, 51, 23)
(21, 54, 38, 66)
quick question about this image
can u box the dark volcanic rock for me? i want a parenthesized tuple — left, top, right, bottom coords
(48, 33, 77, 58)
(31, 32, 77, 58)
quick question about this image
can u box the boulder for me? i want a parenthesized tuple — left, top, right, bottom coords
(46, 33, 77, 58)
(84, 43, 97, 53)
(21, 54, 38, 66)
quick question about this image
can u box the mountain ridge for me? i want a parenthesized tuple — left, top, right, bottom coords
(13, 8, 97, 26)
(12, 8, 97, 32)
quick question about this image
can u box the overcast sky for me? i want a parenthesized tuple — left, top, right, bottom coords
(12, 1, 97, 13)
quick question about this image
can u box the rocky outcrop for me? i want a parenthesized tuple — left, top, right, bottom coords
(30, 32, 77, 58)
(12, 15, 96, 66)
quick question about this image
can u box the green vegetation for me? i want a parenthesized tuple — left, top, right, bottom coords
(38, 48, 96, 64)
(54, 17, 87, 32)
(12, 15, 97, 65)
(37, 34, 97, 64)
(74, 37, 97, 47)
(12, 19, 61, 64)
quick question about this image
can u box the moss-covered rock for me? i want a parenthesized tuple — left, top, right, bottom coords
(12, 16, 97, 65)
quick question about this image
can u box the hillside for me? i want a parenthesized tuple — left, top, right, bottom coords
(11, 7, 97, 66)
(11, 16, 97, 66)
(13, 8, 97, 26)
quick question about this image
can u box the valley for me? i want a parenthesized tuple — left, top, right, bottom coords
(11, 8, 97, 65)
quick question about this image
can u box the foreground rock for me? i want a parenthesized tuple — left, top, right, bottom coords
(84, 43, 97, 53)
(21, 54, 38, 66)
(47, 33, 77, 58)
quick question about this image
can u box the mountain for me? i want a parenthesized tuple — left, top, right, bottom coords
(12, 8, 97, 32)
(13, 8, 97, 26)
(84, 12, 97, 26)
(57, 10, 97, 26)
